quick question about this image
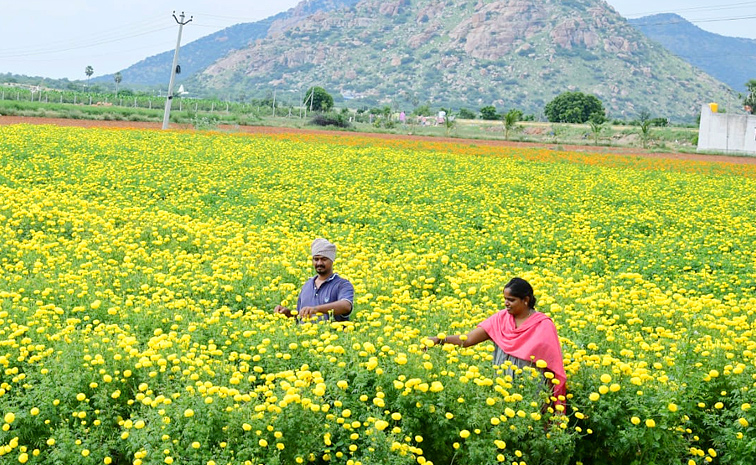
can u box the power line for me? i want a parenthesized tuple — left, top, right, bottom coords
(0, 25, 175, 59)
(619, 1, 756, 18)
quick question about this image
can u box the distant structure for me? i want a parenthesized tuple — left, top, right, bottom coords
(697, 103, 756, 156)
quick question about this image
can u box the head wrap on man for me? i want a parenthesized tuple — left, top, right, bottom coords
(311, 238, 336, 262)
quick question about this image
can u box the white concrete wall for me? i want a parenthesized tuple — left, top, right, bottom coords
(698, 104, 756, 156)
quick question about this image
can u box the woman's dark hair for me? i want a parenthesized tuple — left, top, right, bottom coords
(504, 277, 536, 309)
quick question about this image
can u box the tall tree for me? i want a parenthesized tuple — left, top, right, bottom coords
(544, 92, 605, 124)
(745, 79, 756, 115)
(479, 105, 498, 120)
(303, 86, 334, 112)
(114, 72, 123, 97)
(502, 109, 521, 140)
(85, 66, 94, 88)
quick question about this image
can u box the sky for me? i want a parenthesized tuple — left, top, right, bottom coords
(1, 0, 755, 80)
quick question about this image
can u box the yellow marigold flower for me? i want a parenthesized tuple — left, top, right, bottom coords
(459, 430, 470, 439)
(184, 409, 194, 417)
(645, 419, 656, 428)
(668, 403, 678, 412)
(600, 374, 612, 384)
(5, 412, 16, 423)
(589, 392, 600, 402)
(631, 416, 641, 425)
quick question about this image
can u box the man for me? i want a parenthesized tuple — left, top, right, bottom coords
(274, 238, 354, 322)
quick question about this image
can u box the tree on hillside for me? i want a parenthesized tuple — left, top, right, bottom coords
(85, 66, 94, 88)
(544, 91, 605, 124)
(114, 72, 123, 97)
(303, 86, 334, 112)
(745, 79, 756, 115)
(480, 105, 498, 120)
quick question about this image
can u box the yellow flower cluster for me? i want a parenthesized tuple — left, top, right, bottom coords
(0, 124, 755, 464)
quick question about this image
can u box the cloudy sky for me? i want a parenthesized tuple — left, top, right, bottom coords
(1, 0, 755, 80)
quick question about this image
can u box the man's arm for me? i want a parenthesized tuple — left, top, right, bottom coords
(274, 304, 293, 318)
(298, 300, 352, 319)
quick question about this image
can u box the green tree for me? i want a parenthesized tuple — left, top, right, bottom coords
(439, 108, 456, 136)
(544, 92, 605, 124)
(413, 104, 432, 116)
(457, 108, 476, 119)
(744, 79, 756, 115)
(502, 109, 521, 140)
(85, 66, 94, 88)
(114, 72, 122, 97)
(480, 105, 498, 120)
(588, 113, 606, 146)
(303, 86, 334, 112)
(635, 109, 653, 148)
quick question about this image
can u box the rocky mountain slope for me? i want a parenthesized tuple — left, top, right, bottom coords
(189, 0, 730, 121)
(93, 0, 360, 87)
(630, 13, 756, 93)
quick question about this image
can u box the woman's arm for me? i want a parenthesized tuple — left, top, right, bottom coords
(427, 327, 491, 348)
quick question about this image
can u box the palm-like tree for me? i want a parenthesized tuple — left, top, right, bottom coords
(114, 72, 122, 97)
(85, 66, 94, 88)
(745, 79, 756, 115)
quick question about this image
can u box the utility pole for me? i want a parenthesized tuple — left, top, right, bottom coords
(162, 11, 192, 130)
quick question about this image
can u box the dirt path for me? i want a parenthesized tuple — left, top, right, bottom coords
(3, 115, 755, 165)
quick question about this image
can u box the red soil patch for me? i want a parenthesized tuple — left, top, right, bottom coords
(2, 115, 755, 165)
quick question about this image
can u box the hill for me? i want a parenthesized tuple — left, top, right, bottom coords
(92, 0, 360, 87)
(189, 0, 731, 122)
(629, 13, 756, 93)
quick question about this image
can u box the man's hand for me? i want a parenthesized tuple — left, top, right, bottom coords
(298, 306, 321, 320)
(274, 305, 292, 318)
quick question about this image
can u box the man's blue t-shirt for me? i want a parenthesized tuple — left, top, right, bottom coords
(296, 273, 354, 322)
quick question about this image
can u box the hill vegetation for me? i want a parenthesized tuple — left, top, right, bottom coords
(190, 0, 731, 122)
(629, 13, 756, 93)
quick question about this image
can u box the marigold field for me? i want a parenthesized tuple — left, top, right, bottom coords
(1, 124, 755, 465)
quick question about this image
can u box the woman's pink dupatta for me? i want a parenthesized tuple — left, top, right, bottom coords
(479, 311, 567, 399)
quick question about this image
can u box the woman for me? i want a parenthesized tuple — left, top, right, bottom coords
(426, 277, 566, 401)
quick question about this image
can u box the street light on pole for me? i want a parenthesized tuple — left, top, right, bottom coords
(162, 11, 192, 130)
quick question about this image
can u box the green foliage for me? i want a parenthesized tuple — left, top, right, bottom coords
(412, 104, 432, 117)
(502, 109, 521, 140)
(309, 112, 352, 128)
(544, 92, 605, 124)
(304, 86, 334, 112)
(480, 105, 499, 120)
(457, 108, 477, 120)
(744, 79, 756, 115)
